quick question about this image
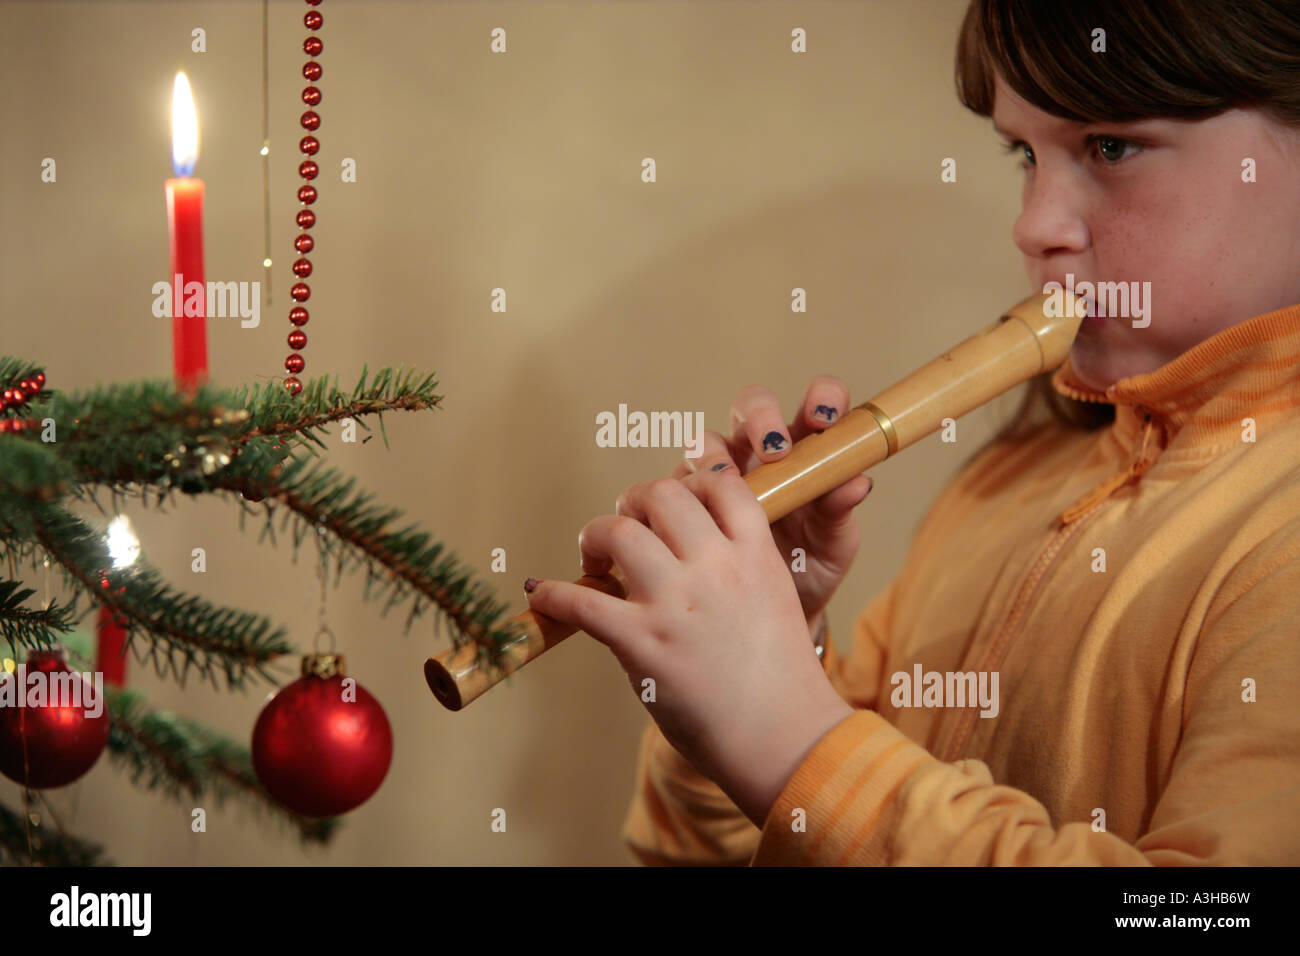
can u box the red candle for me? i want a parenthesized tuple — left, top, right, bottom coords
(96, 604, 127, 689)
(166, 72, 208, 391)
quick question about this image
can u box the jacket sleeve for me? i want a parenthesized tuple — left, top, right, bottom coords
(748, 538, 1300, 865)
(620, 578, 903, 864)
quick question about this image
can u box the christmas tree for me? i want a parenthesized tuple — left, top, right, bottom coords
(0, 359, 526, 865)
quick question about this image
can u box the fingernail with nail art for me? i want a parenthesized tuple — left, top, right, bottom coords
(761, 431, 788, 453)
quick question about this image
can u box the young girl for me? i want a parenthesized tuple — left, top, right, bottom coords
(524, 0, 1300, 865)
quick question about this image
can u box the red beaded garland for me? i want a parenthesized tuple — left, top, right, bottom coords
(286, 0, 325, 397)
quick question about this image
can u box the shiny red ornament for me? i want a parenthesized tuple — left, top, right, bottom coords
(303, 61, 322, 81)
(300, 110, 320, 131)
(0, 649, 111, 789)
(303, 37, 323, 56)
(284, 376, 304, 396)
(288, 329, 307, 350)
(252, 656, 392, 818)
(2, 388, 17, 405)
(290, 282, 311, 302)
(289, 306, 310, 326)
(286, 353, 306, 374)
(294, 234, 314, 254)
(302, 86, 322, 107)
(297, 185, 318, 204)
(292, 258, 313, 278)
(34, 372, 46, 389)
(304, 10, 323, 29)
(299, 160, 318, 180)
(296, 209, 316, 229)
(299, 135, 320, 155)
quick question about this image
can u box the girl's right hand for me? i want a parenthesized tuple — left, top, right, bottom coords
(650, 376, 873, 623)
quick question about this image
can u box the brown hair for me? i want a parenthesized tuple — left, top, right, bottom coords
(953, 0, 1300, 456)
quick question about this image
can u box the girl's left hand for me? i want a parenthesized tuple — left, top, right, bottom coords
(523, 462, 854, 828)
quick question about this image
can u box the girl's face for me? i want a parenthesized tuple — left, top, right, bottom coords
(992, 74, 1300, 391)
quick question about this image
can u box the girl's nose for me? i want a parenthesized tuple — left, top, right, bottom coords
(1012, 176, 1090, 260)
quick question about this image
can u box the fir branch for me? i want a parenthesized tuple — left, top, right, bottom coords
(107, 689, 339, 846)
(0, 438, 70, 507)
(29, 504, 292, 689)
(231, 365, 443, 450)
(0, 579, 75, 655)
(220, 442, 528, 673)
(0, 799, 109, 866)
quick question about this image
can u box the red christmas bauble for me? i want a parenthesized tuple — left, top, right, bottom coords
(0, 649, 110, 789)
(252, 655, 392, 817)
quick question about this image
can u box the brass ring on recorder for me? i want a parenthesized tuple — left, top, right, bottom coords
(860, 401, 899, 458)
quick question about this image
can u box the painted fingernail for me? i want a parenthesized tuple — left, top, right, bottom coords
(524, 577, 540, 594)
(710, 462, 733, 472)
(813, 404, 839, 422)
(761, 430, 788, 453)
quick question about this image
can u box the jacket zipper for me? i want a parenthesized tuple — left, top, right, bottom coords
(937, 409, 1161, 763)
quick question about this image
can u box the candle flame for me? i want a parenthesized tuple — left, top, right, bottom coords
(171, 71, 199, 177)
(107, 516, 140, 570)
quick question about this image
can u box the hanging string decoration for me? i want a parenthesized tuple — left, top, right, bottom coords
(285, 0, 324, 397)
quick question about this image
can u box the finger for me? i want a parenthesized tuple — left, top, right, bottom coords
(729, 384, 793, 465)
(523, 576, 641, 657)
(688, 461, 771, 543)
(577, 513, 677, 590)
(789, 375, 851, 444)
(677, 430, 734, 476)
(804, 474, 873, 529)
(613, 477, 726, 561)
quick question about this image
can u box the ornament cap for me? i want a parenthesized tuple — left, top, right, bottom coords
(302, 653, 345, 678)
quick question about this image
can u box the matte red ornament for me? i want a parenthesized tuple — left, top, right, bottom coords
(303, 61, 322, 81)
(0, 649, 111, 789)
(294, 234, 314, 254)
(252, 655, 392, 818)
(289, 306, 310, 326)
(290, 283, 311, 302)
(297, 185, 318, 204)
(296, 209, 316, 229)
(302, 87, 321, 107)
(285, 353, 306, 374)
(288, 329, 307, 350)
(299, 135, 320, 156)
(304, 10, 323, 29)
(303, 37, 323, 56)
(292, 258, 313, 278)
(300, 111, 320, 131)
(284, 376, 303, 396)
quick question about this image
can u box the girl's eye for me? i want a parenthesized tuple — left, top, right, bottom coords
(1000, 139, 1034, 168)
(1091, 135, 1140, 164)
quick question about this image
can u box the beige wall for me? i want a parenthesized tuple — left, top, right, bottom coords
(0, 0, 1031, 864)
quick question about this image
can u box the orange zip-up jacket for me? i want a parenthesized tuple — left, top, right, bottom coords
(621, 301, 1300, 865)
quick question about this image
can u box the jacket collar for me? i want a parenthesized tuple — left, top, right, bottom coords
(1051, 301, 1300, 457)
